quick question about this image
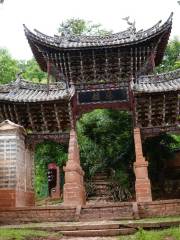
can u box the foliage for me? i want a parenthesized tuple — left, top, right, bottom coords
(77, 109, 135, 198)
(58, 18, 111, 36)
(108, 169, 132, 201)
(0, 48, 19, 84)
(77, 110, 133, 174)
(85, 182, 96, 199)
(119, 227, 180, 240)
(143, 133, 179, 195)
(18, 59, 47, 83)
(156, 37, 180, 72)
(0, 48, 47, 84)
(172, 134, 180, 148)
(34, 141, 68, 198)
(108, 182, 132, 201)
(0, 228, 55, 240)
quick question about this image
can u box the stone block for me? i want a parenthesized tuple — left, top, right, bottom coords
(0, 120, 35, 208)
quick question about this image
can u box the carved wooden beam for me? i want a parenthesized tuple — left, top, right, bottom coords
(67, 52, 73, 84)
(40, 104, 49, 132)
(27, 104, 35, 132)
(13, 104, 20, 125)
(3, 104, 9, 120)
(54, 103, 61, 132)
(7, 104, 15, 122)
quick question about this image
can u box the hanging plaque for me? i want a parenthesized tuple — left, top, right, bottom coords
(78, 88, 128, 104)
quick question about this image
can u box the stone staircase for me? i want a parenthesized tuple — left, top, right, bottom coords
(1, 218, 180, 238)
(87, 170, 112, 202)
(60, 223, 136, 237)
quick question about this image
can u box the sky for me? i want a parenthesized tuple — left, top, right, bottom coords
(0, 0, 180, 60)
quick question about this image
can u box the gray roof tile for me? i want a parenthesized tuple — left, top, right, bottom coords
(132, 69, 180, 93)
(0, 79, 74, 103)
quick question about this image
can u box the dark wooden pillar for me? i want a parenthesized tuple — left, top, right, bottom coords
(63, 129, 86, 206)
(134, 128, 152, 202)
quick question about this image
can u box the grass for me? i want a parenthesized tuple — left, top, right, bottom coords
(0, 228, 61, 240)
(118, 227, 180, 240)
(36, 197, 63, 206)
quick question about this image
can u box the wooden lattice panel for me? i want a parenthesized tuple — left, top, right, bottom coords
(0, 102, 71, 134)
(151, 94, 164, 126)
(165, 93, 178, 124)
(135, 95, 149, 127)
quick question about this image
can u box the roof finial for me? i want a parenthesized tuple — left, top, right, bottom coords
(122, 16, 136, 35)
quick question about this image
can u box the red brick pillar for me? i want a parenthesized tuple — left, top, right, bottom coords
(63, 129, 86, 206)
(134, 128, 152, 202)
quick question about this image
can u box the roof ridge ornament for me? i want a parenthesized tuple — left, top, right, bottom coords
(122, 16, 136, 37)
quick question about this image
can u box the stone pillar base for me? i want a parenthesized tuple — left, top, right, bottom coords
(63, 163, 86, 206)
(63, 130, 86, 206)
(133, 128, 152, 203)
(134, 161, 152, 202)
(63, 183, 86, 206)
(0, 190, 35, 208)
(135, 179, 152, 202)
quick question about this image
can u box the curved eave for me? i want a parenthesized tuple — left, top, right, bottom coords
(24, 13, 173, 49)
(0, 79, 75, 103)
(132, 68, 180, 94)
(24, 13, 173, 72)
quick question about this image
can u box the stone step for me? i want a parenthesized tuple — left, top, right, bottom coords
(80, 214, 133, 221)
(51, 223, 120, 231)
(94, 192, 110, 197)
(88, 196, 111, 201)
(92, 175, 109, 180)
(93, 187, 110, 192)
(31, 223, 136, 237)
(95, 188, 110, 193)
(92, 181, 110, 186)
(80, 213, 133, 221)
(92, 177, 109, 181)
(61, 228, 136, 237)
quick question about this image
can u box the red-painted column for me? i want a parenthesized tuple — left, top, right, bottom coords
(134, 128, 152, 202)
(63, 129, 86, 206)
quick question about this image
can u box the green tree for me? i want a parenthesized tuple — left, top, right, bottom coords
(143, 133, 179, 196)
(0, 48, 19, 84)
(18, 59, 47, 83)
(0, 49, 46, 84)
(34, 141, 68, 198)
(77, 110, 134, 179)
(156, 38, 180, 72)
(77, 109, 134, 200)
(58, 18, 111, 36)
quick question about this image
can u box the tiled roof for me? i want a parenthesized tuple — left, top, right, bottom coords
(132, 69, 180, 93)
(0, 78, 74, 102)
(24, 13, 173, 49)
